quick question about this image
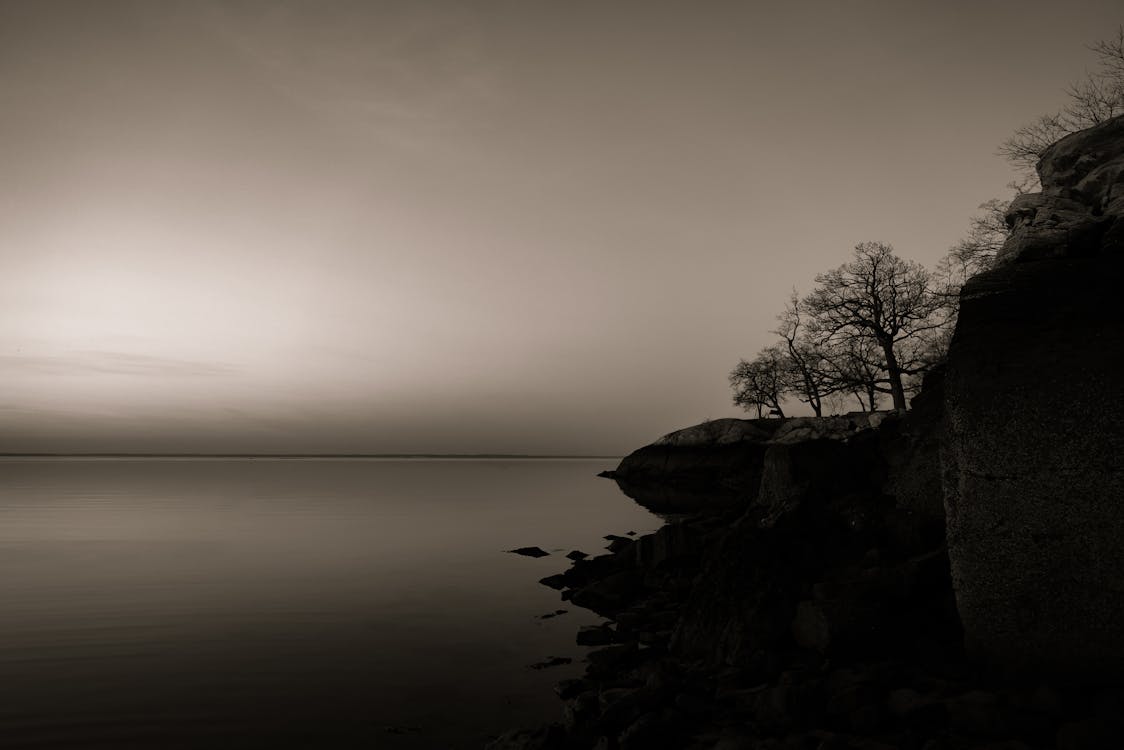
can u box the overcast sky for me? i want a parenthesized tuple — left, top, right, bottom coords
(1, 0, 1119, 454)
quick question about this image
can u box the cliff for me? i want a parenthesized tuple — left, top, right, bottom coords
(942, 113, 1124, 680)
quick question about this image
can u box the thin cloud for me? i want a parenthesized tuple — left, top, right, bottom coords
(0, 350, 236, 377)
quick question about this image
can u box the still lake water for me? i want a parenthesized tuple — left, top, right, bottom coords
(0, 458, 659, 749)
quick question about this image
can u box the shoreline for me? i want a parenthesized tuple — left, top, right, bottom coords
(490, 402, 1124, 749)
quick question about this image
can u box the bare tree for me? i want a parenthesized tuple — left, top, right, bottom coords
(941, 198, 1008, 283)
(803, 242, 944, 410)
(773, 292, 835, 417)
(1000, 26, 1124, 178)
(929, 197, 1011, 359)
(824, 334, 887, 412)
(729, 345, 787, 418)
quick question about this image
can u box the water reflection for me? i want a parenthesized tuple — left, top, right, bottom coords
(0, 458, 657, 749)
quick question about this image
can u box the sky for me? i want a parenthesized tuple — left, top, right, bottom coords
(1, 0, 1120, 455)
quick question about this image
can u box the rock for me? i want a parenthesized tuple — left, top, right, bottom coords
(554, 678, 588, 700)
(598, 687, 644, 730)
(563, 691, 600, 731)
(566, 550, 589, 561)
(825, 676, 881, 726)
(570, 570, 645, 616)
(673, 691, 711, 718)
(1056, 718, 1120, 750)
(509, 546, 551, 558)
(539, 574, 568, 590)
(943, 115, 1124, 681)
(885, 688, 948, 730)
(530, 656, 573, 670)
(585, 643, 639, 677)
(791, 600, 831, 652)
(617, 711, 681, 749)
(998, 114, 1124, 265)
(539, 609, 568, 619)
(945, 690, 1005, 737)
(485, 724, 566, 750)
(1027, 682, 1063, 718)
(606, 535, 634, 554)
(577, 624, 616, 646)
(605, 418, 782, 513)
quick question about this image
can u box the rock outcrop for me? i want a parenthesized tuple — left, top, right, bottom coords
(999, 115, 1124, 264)
(607, 411, 943, 519)
(602, 418, 783, 514)
(943, 113, 1124, 680)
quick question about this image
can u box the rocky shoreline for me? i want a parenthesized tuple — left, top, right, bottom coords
(490, 447, 1123, 750)
(489, 113, 1124, 749)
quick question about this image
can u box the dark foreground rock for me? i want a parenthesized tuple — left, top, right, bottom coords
(492, 379, 1123, 747)
(491, 443, 1124, 749)
(490, 397, 986, 749)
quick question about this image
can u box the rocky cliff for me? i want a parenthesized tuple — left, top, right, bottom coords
(942, 112, 1124, 681)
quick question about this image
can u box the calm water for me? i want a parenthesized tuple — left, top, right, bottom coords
(0, 458, 658, 749)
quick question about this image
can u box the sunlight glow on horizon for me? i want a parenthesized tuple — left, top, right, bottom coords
(2, 0, 1120, 453)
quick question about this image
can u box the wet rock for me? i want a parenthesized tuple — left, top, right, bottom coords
(530, 656, 573, 670)
(509, 546, 551, 558)
(485, 724, 567, 750)
(555, 678, 588, 700)
(539, 574, 568, 590)
(563, 691, 601, 731)
(606, 536, 634, 554)
(577, 624, 616, 646)
(570, 570, 645, 616)
(585, 643, 640, 677)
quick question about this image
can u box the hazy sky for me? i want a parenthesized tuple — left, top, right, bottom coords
(1, 0, 1119, 454)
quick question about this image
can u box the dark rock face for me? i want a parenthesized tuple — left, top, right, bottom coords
(607, 413, 937, 517)
(943, 113, 1124, 681)
(673, 407, 955, 672)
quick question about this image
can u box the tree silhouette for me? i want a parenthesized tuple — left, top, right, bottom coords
(729, 346, 787, 418)
(802, 243, 944, 410)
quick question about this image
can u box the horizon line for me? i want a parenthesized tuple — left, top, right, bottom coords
(0, 452, 625, 460)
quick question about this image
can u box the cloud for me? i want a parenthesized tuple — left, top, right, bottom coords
(0, 350, 236, 377)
